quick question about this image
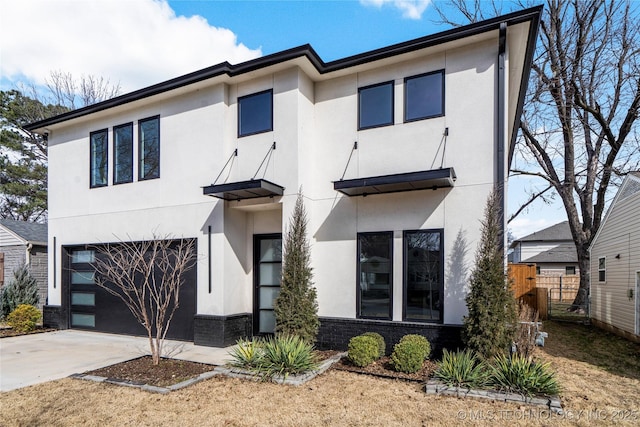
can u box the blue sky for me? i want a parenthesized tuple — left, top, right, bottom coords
(0, 0, 566, 237)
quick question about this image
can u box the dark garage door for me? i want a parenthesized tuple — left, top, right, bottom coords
(64, 242, 196, 341)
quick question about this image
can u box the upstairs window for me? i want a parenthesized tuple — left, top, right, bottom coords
(359, 81, 394, 130)
(598, 257, 606, 282)
(139, 116, 160, 180)
(565, 266, 576, 275)
(238, 90, 273, 137)
(113, 123, 133, 184)
(404, 70, 444, 122)
(90, 129, 108, 188)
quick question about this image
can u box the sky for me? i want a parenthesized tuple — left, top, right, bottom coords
(0, 0, 568, 237)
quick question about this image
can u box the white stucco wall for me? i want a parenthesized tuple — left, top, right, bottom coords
(46, 35, 510, 327)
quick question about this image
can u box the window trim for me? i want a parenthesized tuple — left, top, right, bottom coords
(237, 89, 273, 137)
(598, 257, 606, 282)
(89, 129, 108, 188)
(403, 69, 445, 123)
(356, 231, 393, 320)
(402, 229, 444, 323)
(138, 115, 160, 181)
(358, 81, 395, 130)
(113, 122, 133, 185)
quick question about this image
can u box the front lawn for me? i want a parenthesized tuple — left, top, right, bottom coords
(1, 321, 639, 426)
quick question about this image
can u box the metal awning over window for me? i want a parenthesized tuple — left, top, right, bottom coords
(334, 167, 456, 197)
(203, 179, 284, 201)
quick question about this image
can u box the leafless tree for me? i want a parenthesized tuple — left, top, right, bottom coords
(46, 70, 121, 109)
(433, 0, 640, 308)
(92, 236, 196, 365)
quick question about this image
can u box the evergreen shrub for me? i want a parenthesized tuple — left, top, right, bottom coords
(361, 332, 386, 357)
(390, 340, 424, 373)
(347, 335, 379, 367)
(1, 264, 39, 319)
(6, 304, 42, 333)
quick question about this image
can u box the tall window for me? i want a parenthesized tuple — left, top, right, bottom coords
(139, 116, 160, 180)
(113, 123, 133, 184)
(90, 129, 108, 188)
(598, 257, 606, 282)
(238, 90, 273, 137)
(404, 70, 444, 122)
(358, 81, 394, 130)
(358, 232, 392, 320)
(404, 230, 443, 322)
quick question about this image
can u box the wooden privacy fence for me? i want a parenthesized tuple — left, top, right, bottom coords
(536, 275, 580, 302)
(508, 263, 548, 320)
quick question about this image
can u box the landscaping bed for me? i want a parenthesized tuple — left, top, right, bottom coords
(0, 326, 57, 338)
(333, 355, 437, 382)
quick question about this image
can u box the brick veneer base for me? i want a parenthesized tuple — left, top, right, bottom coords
(43, 305, 67, 329)
(194, 313, 253, 347)
(316, 317, 463, 357)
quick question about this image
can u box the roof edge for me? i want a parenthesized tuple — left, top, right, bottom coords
(26, 5, 543, 132)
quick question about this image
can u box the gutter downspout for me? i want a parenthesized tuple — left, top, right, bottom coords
(26, 243, 33, 266)
(497, 22, 507, 253)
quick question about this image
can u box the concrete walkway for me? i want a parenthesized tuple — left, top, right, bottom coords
(0, 330, 233, 392)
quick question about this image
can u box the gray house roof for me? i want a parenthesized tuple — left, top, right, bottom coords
(0, 219, 48, 245)
(524, 242, 578, 264)
(516, 221, 572, 243)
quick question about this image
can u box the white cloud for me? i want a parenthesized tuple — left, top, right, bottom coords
(0, 0, 262, 93)
(360, 0, 431, 20)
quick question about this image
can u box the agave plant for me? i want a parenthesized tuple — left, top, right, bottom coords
(228, 338, 264, 369)
(258, 334, 319, 379)
(491, 353, 560, 396)
(434, 349, 490, 388)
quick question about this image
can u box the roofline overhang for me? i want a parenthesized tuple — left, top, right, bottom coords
(26, 6, 543, 134)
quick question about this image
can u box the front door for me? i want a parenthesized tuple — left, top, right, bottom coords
(254, 234, 282, 334)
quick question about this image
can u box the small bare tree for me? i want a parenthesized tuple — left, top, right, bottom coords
(92, 236, 196, 365)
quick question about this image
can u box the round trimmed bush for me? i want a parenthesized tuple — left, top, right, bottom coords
(398, 334, 431, 360)
(7, 304, 42, 333)
(362, 332, 386, 357)
(390, 340, 424, 373)
(348, 335, 379, 367)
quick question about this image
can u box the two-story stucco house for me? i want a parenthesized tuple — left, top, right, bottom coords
(25, 7, 541, 352)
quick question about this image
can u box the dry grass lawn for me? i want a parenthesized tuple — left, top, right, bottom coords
(1, 321, 639, 426)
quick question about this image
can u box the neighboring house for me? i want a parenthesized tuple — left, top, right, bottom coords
(0, 219, 48, 308)
(25, 8, 541, 351)
(590, 172, 640, 343)
(510, 221, 579, 276)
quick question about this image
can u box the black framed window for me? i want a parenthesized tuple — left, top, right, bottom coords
(139, 116, 160, 180)
(598, 257, 606, 282)
(359, 81, 394, 130)
(404, 70, 444, 122)
(403, 229, 443, 323)
(565, 266, 576, 275)
(90, 129, 108, 188)
(113, 123, 133, 184)
(238, 90, 273, 137)
(358, 232, 392, 320)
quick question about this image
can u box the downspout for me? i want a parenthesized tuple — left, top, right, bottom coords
(497, 22, 507, 253)
(26, 243, 33, 266)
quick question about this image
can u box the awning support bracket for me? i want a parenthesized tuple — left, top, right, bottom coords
(211, 149, 238, 186)
(252, 142, 276, 180)
(339, 141, 358, 181)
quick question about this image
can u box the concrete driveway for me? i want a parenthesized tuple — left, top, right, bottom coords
(0, 330, 232, 392)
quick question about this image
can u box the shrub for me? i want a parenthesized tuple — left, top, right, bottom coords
(491, 353, 561, 396)
(228, 338, 264, 369)
(1, 264, 40, 319)
(398, 334, 431, 360)
(361, 332, 386, 357)
(390, 340, 424, 373)
(463, 190, 517, 360)
(227, 335, 318, 380)
(6, 304, 42, 333)
(434, 349, 490, 388)
(348, 335, 379, 367)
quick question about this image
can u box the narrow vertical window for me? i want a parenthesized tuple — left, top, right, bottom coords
(598, 257, 606, 282)
(358, 81, 394, 130)
(404, 230, 443, 322)
(358, 232, 392, 320)
(90, 129, 108, 188)
(139, 116, 160, 180)
(113, 123, 133, 184)
(404, 70, 444, 122)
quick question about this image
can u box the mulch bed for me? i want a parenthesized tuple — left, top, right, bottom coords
(84, 356, 216, 388)
(0, 326, 58, 338)
(332, 356, 438, 382)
